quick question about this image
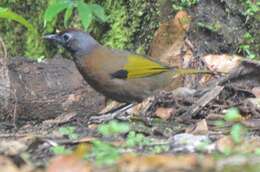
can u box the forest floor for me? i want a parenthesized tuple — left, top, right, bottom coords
(0, 0, 260, 172)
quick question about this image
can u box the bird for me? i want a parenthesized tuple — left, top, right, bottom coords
(44, 29, 212, 103)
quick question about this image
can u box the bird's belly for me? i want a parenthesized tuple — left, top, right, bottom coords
(99, 72, 172, 103)
(76, 61, 172, 102)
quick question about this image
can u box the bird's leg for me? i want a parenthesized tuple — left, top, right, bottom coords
(88, 103, 135, 124)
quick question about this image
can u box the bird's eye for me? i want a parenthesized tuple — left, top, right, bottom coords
(63, 33, 71, 42)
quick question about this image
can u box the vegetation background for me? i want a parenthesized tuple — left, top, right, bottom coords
(0, 0, 163, 59)
(0, 0, 259, 60)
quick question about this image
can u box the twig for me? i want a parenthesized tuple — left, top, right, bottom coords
(182, 85, 224, 118)
(12, 89, 18, 128)
(0, 36, 7, 59)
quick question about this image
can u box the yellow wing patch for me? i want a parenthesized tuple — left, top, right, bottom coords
(124, 55, 169, 79)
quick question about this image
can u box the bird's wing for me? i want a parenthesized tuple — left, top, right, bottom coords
(111, 54, 170, 79)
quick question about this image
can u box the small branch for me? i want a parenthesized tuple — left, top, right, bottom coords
(0, 36, 7, 59)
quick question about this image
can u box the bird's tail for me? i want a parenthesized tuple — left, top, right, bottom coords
(171, 68, 214, 77)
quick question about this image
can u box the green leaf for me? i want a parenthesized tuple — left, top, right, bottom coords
(64, 6, 73, 27)
(50, 145, 71, 155)
(77, 1, 92, 30)
(0, 7, 37, 33)
(44, 1, 70, 26)
(126, 131, 150, 147)
(230, 124, 247, 144)
(255, 148, 260, 155)
(98, 120, 130, 137)
(224, 107, 242, 122)
(90, 140, 120, 165)
(59, 126, 79, 140)
(90, 4, 107, 22)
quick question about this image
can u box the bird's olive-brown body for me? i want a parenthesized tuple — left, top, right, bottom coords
(74, 46, 173, 102)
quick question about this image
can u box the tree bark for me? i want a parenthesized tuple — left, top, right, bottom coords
(0, 55, 105, 121)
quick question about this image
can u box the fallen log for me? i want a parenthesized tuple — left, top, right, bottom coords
(0, 55, 105, 121)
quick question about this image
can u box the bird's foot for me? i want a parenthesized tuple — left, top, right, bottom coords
(88, 103, 134, 124)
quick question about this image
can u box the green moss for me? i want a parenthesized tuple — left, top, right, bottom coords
(197, 21, 222, 33)
(97, 0, 160, 54)
(1, 0, 161, 58)
(171, 0, 199, 11)
(101, 1, 130, 49)
(0, 0, 47, 58)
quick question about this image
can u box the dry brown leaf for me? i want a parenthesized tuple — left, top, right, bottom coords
(245, 98, 260, 109)
(128, 97, 154, 116)
(216, 136, 234, 153)
(235, 137, 260, 153)
(149, 10, 205, 90)
(43, 112, 77, 125)
(174, 11, 191, 31)
(0, 156, 19, 172)
(117, 154, 214, 172)
(0, 140, 27, 155)
(78, 137, 96, 143)
(203, 54, 242, 73)
(149, 11, 191, 66)
(186, 119, 209, 135)
(155, 107, 175, 120)
(251, 87, 260, 98)
(206, 113, 224, 120)
(47, 155, 91, 172)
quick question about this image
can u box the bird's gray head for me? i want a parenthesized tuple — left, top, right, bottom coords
(44, 29, 99, 56)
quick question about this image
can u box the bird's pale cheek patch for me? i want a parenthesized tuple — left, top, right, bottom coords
(110, 70, 128, 79)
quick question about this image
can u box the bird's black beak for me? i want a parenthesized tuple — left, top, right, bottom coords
(43, 34, 64, 44)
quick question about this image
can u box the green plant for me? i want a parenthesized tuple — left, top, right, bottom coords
(196, 140, 211, 152)
(83, 121, 129, 165)
(59, 126, 79, 140)
(85, 121, 162, 165)
(0, 7, 45, 59)
(102, 1, 130, 49)
(255, 148, 260, 155)
(101, 0, 159, 54)
(223, 108, 248, 144)
(0, 7, 37, 33)
(172, 0, 199, 11)
(50, 126, 79, 155)
(44, 0, 107, 30)
(87, 140, 120, 165)
(224, 107, 242, 122)
(197, 21, 222, 33)
(151, 144, 170, 154)
(97, 120, 130, 137)
(240, 0, 259, 16)
(50, 145, 72, 155)
(238, 32, 257, 59)
(230, 124, 247, 144)
(239, 44, 256, 59)
(126, 131, 150, 147)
